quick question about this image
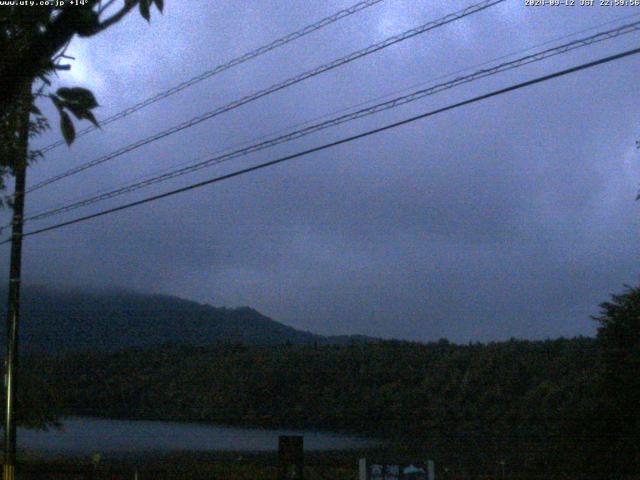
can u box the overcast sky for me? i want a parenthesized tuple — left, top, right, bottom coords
(3, 0, 640, 342)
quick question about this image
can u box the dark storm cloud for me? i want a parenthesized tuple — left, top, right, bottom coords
(4, 0, 639, 342)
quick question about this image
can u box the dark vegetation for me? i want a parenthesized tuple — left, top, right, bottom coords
(0, 287, 377, 354)
(1, 1, 162, 138)
(16, 451, 364, 480)
(6, 284, 640, 476)
(18, 338, 629, 475)
(37, 338, 595, 438)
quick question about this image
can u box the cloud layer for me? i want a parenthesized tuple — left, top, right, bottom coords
(4, 0, 639, 342)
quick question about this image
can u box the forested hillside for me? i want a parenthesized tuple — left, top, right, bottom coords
(0, 287, 375, 353)
(11, 285, 640, 475)
(25, 337, 607, 473)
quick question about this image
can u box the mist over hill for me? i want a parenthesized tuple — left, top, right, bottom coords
(0, 286, 376, 354)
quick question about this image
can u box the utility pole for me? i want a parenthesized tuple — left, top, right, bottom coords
(3, 87, 30, 480)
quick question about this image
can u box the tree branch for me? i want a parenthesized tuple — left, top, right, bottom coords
(97, 0, 118, 16)
(0, 1, 141, 117)
(94, 1, 137, 34)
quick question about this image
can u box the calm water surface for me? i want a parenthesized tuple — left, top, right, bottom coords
(18, 417, 375, 455)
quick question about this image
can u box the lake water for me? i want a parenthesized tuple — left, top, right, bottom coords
(17, 417, 375, 456)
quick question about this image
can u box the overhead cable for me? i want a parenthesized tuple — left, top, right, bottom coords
(27, 0, 505, 194)
(23, 19, 640, 224)
(38, 0, 388, 154)
(5, 45, 639, 244)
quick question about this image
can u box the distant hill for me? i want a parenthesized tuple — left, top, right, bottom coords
(0, 287, 377, 354)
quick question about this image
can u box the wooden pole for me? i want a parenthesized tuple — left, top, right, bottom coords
(3, 87, 30, 480)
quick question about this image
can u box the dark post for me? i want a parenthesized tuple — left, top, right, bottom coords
(3, 90, 30, 480)
(278, 435, 304, 480)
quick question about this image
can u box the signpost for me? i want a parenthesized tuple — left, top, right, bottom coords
(278, 435, 304, 480)
(359, 459, 434, 480)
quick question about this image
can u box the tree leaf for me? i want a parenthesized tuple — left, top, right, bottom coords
(139, 0, 151, 21)
(37, 74, 52, 86)
(56, 87, 98, 109)
(153, 0, 164, 13)
(62, 101, 98, 127)
(50, 94, 63, 112)
(80, 109, 99, 128)
(60, 111, 75, 146)
(74, 8, 101, 37)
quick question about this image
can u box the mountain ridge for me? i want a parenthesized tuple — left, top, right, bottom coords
(0, 286, 378, 354)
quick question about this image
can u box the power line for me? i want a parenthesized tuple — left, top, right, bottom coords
(5, 45, 639, 245)
(25, 11, 640, 222)
(26, 0, 505, 194)
(38, 0, 387, 154)
(21, 19, 640, 224)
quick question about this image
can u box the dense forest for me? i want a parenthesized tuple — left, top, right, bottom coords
(19, 336, 621, 476)
(10, 285, 640, 476)
(38, 338, 594, 434)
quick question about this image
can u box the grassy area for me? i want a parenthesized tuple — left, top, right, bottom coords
(14, 450, 367, 479)
(16, 445, 623, 479)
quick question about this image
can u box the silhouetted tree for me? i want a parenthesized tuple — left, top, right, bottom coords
(0, 1, 164, 192)
(0, 0, 164, 428)
(592, 284, 640, 473)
